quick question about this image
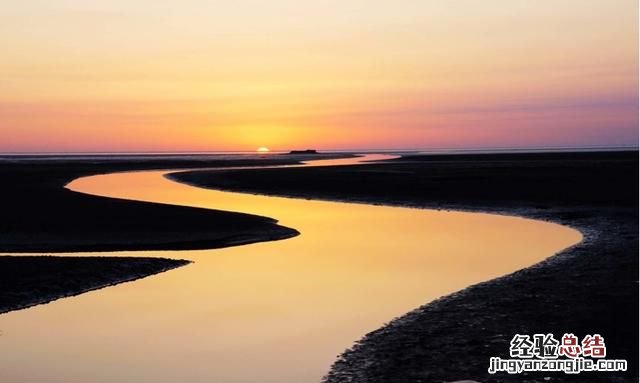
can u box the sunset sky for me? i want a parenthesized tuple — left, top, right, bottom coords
(1, 0, 638, 152)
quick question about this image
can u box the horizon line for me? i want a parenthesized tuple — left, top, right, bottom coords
(1, 144, 638, 156)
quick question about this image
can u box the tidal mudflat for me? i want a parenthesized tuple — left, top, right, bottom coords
(0, 155, 581, 383)
(172, 151, 638, 382)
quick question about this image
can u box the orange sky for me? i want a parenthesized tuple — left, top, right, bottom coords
(1, 0, 637, 152)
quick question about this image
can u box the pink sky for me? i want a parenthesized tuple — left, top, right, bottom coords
(1, 0, 637, 152)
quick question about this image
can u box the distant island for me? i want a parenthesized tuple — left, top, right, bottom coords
(288, 149, 318, 154)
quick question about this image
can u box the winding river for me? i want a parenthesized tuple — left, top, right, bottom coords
(0, 154, 581, 383)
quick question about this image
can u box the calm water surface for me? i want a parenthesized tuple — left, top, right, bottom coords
(0, 155, 582, 383)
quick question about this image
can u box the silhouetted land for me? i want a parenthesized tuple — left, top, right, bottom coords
(0, 155, 308, 253)
(171, 151, 639, 383)
(0, 153, 348, 313)
(0, 256, 189, 314)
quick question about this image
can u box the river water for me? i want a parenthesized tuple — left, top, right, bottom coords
(0, 154, 581, 383)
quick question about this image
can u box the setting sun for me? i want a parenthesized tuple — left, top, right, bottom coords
(257, 147, 270, 153)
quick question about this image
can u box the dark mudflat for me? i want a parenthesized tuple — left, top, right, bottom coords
(0, 155, 314, 253)
(0, 256, 189, 314)
(170, 151, 636, 208)
(0, 154, 346, 314)
(170, 150, 639, 383)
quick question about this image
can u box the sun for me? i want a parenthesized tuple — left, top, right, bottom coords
(256, 147, 270, 153)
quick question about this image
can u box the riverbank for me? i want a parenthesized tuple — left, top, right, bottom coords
(0, 154, 342, 253)
(169, 151, 638, 382)
(0, 153, 347, 313)
(0, 256, 189, 314)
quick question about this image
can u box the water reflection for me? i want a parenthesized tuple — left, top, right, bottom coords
(0, 155, 582, 383)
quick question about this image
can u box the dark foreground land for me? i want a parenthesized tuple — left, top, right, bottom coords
(171, 151, 639, 383)
(0, 153, 343, 313)
(0, 154, 317, 253)
(0, 256, 189, 314)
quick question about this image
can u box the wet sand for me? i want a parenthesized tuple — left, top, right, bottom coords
(170, 151, 639, 382)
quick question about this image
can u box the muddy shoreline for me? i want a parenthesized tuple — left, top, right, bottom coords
(0, 256, 190, 314)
